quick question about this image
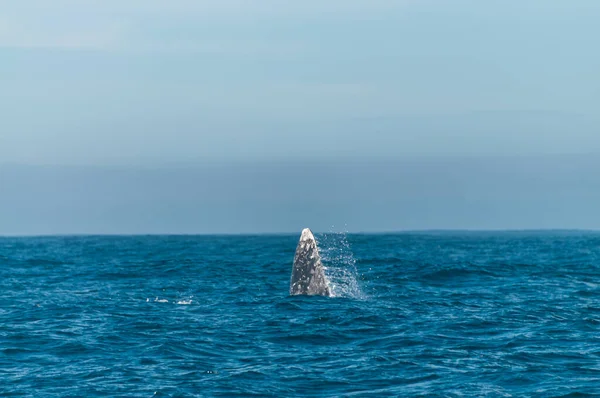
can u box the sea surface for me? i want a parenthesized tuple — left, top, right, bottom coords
(2, 232, 600, 397)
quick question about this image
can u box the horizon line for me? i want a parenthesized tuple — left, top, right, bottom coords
(2, 228, 600, 238)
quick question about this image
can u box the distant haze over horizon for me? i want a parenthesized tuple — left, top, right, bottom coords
(2, 155, 600, 235)
(1, 1, 599, 234)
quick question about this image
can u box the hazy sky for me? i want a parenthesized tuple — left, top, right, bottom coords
(1, 1, 600, 233)
(2, 0, 600, 164)
(2, 156, 600, 234)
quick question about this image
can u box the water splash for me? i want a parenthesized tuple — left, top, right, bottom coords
(316, 230, 365, 299)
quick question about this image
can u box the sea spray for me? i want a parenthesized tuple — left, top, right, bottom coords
(316, 231, 365, 299)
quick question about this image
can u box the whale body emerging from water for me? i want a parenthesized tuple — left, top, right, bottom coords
(290, 228, 332, 296)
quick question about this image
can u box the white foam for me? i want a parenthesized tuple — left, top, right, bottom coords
(154, 297, 169, 303)
(177, 300, 192, 305)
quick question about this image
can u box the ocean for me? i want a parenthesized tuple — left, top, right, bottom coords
(2, 232, 600, 397)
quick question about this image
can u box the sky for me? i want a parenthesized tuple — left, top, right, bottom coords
(1, 1, 600, 233)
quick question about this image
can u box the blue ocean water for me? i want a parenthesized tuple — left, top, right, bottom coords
(2, 232, 600, 397)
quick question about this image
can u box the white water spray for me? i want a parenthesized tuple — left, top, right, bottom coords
(316, 230, 365, 299)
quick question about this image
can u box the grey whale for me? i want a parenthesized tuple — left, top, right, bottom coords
(289, 228, 332, 296)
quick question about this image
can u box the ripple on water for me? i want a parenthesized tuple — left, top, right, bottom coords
(2, 233, 600, 396)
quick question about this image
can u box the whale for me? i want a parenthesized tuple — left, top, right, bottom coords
(290, 228, 332, 296)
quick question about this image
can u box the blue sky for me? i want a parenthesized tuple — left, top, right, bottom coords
(1, 1, 600, 233)
(2, 0, 599, 164)
(3, 156, 600, 234)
